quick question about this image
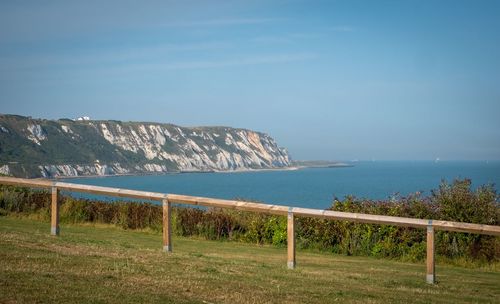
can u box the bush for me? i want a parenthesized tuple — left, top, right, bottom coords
(0, 179, 498, 263)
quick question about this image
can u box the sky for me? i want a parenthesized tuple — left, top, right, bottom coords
(1, 0, 500, 161)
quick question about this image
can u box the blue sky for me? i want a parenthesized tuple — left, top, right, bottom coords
(1, 0, 499, 160)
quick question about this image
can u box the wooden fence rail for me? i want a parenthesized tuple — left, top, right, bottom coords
(1, 176, 499, 284)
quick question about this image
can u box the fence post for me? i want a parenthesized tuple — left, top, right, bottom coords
(162, 199, 172, 252)
(426, 220, 435, 284)
(51, 186, 60, 236)
(287, 207, 296, 269)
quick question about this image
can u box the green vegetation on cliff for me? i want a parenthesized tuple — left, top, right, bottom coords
(0, 114, 290, 177)
(0, 115, 142, 174)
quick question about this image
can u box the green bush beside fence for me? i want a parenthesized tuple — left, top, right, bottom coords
(1, 179, 498, 263)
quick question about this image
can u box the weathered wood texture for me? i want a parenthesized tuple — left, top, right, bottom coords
(56, 181, 166, 201)
(287, 209, 296, 269)
(2, 175, 500, 284)
(0, 177, 53, 188)
(427, 224, 435, 284)
(51, 186, 59, 236)
(166, 194, 289, 215)
(162, 199, 172, 252)
(0, 176, 499, 236)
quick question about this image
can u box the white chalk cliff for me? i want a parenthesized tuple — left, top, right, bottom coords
(0, 115, 291, 178)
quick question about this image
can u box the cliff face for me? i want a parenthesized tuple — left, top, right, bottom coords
(0, 115, 291, 178)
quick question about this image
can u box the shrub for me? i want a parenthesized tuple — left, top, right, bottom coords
(0, 179, 498, 263)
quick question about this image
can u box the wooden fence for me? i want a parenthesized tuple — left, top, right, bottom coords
(1, 176, 499, 284)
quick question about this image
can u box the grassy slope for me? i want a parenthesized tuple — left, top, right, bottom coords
(0, 216, 498, 304)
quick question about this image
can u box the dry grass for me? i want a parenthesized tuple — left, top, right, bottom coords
(0, 216, 499, 303)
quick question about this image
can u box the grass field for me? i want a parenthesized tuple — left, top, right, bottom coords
(0, 216, 499, 303)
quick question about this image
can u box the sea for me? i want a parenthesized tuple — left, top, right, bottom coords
(64, 161, 500, 210)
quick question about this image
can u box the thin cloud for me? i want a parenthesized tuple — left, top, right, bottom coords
(161, 53, 316, 70)
(2, 53, 318, 83)
(251, 32, 324, 44)
(164, 18, 277, 28)
(251, 36, 293, 44)
(329, 26, 356, 32)
(249, 28, 352, 46)
(94, 53, 317, 75)
(0, 41, 232, 71)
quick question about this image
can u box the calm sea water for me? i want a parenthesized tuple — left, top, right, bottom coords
(65, 161, 500, 210)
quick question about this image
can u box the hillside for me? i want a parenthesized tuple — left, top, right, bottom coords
(0, 114, 290, 177)
(0, 216, 498, 303)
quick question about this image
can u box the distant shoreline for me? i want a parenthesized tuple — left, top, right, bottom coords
(293, 163, 354, 169)
(291, 160, 354, 169)
(53, 163, 353, 180)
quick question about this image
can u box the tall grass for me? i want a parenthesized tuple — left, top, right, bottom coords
(0, 179, 498, 263)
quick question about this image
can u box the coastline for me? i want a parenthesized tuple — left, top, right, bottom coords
(293, 163, 353, 169)
(54, 166, 301, 180)
(53, 163, 353, 180)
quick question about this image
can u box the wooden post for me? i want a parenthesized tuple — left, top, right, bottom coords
(426, 221, 435, 284)
(287, 207, 296, 269)
(51, 186, 60, 236)
(162, 199, 172, 252)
